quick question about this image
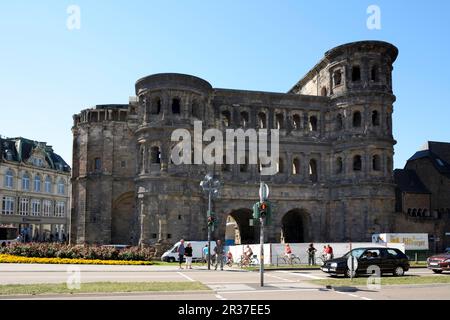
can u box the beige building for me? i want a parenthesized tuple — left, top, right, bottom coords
(0, 136, 71, 242)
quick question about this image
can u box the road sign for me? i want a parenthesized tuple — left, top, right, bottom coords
(259, 183, 269, 202)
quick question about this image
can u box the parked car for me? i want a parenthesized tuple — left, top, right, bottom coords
(321, 247, 410, 277)
(427, 250, 450, 274)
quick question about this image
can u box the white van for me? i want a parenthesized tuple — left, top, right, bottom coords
(161, 241, 217, 262)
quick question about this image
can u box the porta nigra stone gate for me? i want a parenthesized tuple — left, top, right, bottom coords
(71, 41, 399, 246)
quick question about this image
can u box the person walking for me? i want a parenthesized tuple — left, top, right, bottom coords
(307, 243, 317, 265)
(214, 240, 225, 271)
(325, 244, 334, 261)
(202, 244, 209, 264)
(177, 239, 186, 269)
(184, 243, 193, 269)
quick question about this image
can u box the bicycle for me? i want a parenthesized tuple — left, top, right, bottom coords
(237, 254, 259, 268)
(280, 254, 302, 265)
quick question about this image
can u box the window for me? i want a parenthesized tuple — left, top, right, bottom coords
(292, 158, 300, 175)
(240, 112, 249, 128)
(152, 98, 161, 114)
(22, 173, 30, 191)
(55, 202, 66, 217)
(5, 150, 13, 161)
(57, 179, 65, 195)
(45, 176, 52, 193)
(386, 249, 399, 257)
(151, 147, 161, 164)
(2, 197, 14, 215)
(34, 175, 41, 192)
(19, 198, 29, 216)
(276, 113, 284, 130)
(372, 110, 380, 126)
(333, 70, 342, 86)
(277, 158, 285, 174)
(221, 110, 231, 127)
(371, 66, 379, 82)
(309, 116, 318, 132)
(309, 159, 318, 182)
(352, 66, 361, 81)
(172, 98, 181, 114)
(336, 157, 343, 174)
(353, 155, 362, 171)
(372, 155, 381, 171)
(387, 157, 392, 172)
(192, 100, 201, 118)
(94, 158, 102, 171)
(336, 114, 343, 130)
(42, 200, 52, 217)
(121, 161, 126, 168)
(31, 200, 41, 216)
(321, 87, 327, 96)
(4, 169, 13, 188)
(258, 112, 267, 129)
(292, 114, 301, 130)
(353, 111, 362, 127)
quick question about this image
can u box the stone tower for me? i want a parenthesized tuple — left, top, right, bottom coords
(71, 41, 399, 246)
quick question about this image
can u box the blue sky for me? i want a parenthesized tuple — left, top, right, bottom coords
(0, 0, 449, 168)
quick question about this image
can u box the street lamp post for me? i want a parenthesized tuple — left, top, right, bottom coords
(200, 174, 220, 270)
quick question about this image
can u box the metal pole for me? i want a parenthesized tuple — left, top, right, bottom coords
(260, 216, 264, 287)
(208, 190, 212, 271)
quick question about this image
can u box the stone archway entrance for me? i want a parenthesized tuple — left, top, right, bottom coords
(225, 209, 256, 245)
(281, 209, 310, 243)
(111, 192, 135, 245)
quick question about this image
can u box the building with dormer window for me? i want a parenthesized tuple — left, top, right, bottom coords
(0, 136, 71, 242)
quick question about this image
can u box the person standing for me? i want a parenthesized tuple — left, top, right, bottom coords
(177, 239, 186, 269)
(325, 244, 333, 261)
(307, 243, 317, 265)
(184, 243, 193, 269)
(214, 240, 225, 271)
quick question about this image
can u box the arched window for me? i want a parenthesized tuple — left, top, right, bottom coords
(57, 178, 66, 195)
(336, 114, 343, 130)
(412, 208, 417, 217)
(4, 169, 13, 188)
(152, 98, 161, 115)
(309, 159, 318, 182)
(372, 110, 380, 126)
(321, 87, 327, 96)
(150, 147, 161, 164)
(352, 65, 361, 81)
(336, 157, 343, 174)
(417, 209, 423, 217)
(353, 155, 362, 171)
(172, 98, 181, 114)
(258, 112, 267, 129)
(192, 100, 201, 118)
(292, 114, 301, 130)
(22, 172, 30, 191)
(371, 66, 379, 82)
(277, 158, 285, 174)
(333, 70, 342, 86)
(292, 158, 300, 175)
(94, 158, 102, 171)
(309, 116, 318, 132)
(240, 111, 249, 128)
(221, 110, 231, 127)
(372, 155, 381, 171)
(407, 208, 412, 216)
(353, 111, 362, 127)
(45, 176, 52, 193)
(276, 113, 284, 130)
(34, 175, 42, 192)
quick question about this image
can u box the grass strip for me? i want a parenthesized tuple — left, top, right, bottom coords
(311, 275, 450, 287)
(0, 281, 209, 296)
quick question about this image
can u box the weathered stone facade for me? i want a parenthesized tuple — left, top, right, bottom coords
(71, 41, 400, 246)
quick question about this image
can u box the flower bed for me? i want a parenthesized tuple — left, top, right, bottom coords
(0, 254, 153, 265)
(0, 243, 155, 261)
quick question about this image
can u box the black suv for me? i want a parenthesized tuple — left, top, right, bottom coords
(321, 247, 410, 277)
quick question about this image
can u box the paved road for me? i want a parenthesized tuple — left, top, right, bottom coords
(1, 264, 449, 300)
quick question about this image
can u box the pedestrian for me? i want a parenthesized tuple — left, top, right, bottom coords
(185, 243, 193, 269)
(202, 244, 209, 264)
(325, 244, 334, 261)
(307, 243, 317, 265)
(177, 239, 186, 269)
(322, 245, 328, 260)
(214, 240, 225, 271)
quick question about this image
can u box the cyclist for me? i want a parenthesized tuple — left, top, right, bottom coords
(242, 245, 253, 265)
(226, 250, 233, 266)
(284, 243, 293, 264)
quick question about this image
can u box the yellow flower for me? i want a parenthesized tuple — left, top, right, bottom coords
(0, 254, 152, 266)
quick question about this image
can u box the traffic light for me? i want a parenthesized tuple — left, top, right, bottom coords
(207, 211, 218, 231)
(252, 202, 260, 220)
(260, 202, 268, 217)
(259, 201, 272, 225)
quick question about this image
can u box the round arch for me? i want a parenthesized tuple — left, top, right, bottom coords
(225, 208, 256, 245)
(111, 192, 136, 245)
(281, 209, 311, 243)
